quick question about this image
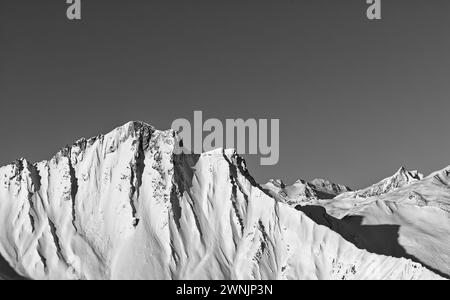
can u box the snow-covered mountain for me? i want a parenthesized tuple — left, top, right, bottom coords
(264, 178, 351, 206)
(0, 122, 445, 280)
(341, 167, 423, 199)
(273, 166, 450, 278)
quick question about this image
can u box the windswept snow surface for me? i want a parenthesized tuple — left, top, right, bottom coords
(0, 122, 444, 280)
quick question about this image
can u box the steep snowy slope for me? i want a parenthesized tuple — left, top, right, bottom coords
(275, 167, 450, 278)
(330, 167, 450, 278)
(0, 122, 442, 280)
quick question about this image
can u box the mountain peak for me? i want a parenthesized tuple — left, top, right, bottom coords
(268, 179, 285, 188)
(393, 166, 423, 181)
(121, 121, 156, 137)
(343, 166, 424, 199)
(310, 178, 352, 195)
(0, 122, 445, 280)
(263, 177, 352, 206)
(124, 120, 154, 130)
(396, 166, 408, 174)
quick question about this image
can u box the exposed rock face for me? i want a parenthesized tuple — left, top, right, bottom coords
(263, 178, 350, 206)
(310, 179, 352, 197)
(0, 122, 444, 280)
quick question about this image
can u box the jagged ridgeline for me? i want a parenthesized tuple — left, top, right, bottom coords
(0, 122, 445, 280)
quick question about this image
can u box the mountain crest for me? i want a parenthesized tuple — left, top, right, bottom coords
(394, 166, 422, 180)
(264, 177, 351, 206)
(0, 122, 444, 280)
(336, 166, 424, 199)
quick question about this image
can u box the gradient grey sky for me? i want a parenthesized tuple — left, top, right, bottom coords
(1, 0, 450, 189)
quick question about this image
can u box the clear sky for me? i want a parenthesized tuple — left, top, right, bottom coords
(1, 0, 450, 189)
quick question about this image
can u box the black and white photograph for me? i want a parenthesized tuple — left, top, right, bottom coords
(0, 0, 449, 285)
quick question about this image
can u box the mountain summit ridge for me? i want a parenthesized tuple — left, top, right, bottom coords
(0, 122, 445, 280)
